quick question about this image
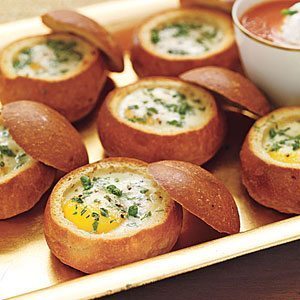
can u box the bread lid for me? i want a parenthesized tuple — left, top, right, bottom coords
(2, 101, 88, 172)
(148, 160, 240, 234)
(180, 66, 271, 116)
(42, 10, 124, 72)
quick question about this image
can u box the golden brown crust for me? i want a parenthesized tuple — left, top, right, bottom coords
(3, 101, 88, 173)
(240, 107, 300, 214)
(180, 0, 234, 13)
(42, 10, 124, 72)
(44, 157, 183, 273)
(97, 77, 226, 165)
(180, 66, 271, 116)
(0, 160, 55, 219)
(131, 8, 237, 77)
(148, 160, 240, 234)
(0, 34, 107, 122)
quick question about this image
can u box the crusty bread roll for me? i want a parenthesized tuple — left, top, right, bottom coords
(44, 157, 183, 273)
(0, 10, 124, 122)
(131, 8, 237, 77)
(240, 107, 300, 214)
(0, 100, 88, 219)
(44, 158, 240, 273)
(98, 77, 226, 165)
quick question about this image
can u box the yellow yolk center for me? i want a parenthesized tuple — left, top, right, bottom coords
(63, 201, 123, 234)
(269, 150, 300, 164)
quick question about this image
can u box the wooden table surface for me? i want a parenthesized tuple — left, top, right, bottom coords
(104, 240, 300, 300)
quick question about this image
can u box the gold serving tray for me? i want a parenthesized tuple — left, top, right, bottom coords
(0, 0, 299, 299)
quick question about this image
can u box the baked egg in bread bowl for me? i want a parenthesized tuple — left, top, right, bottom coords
(180, 0, 235, 13)
(240, 107, 300, 214)
(0, 100, 88, 219)
(97, 77, 226, 164)
(44, 158, 239, 273)
(0, 10, 124, 122)
(131, 8, 237, 77)
(44, 158, 183, 273)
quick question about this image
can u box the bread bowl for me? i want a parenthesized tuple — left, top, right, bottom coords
(0, 100, 88, 219)
(44, 158, 240, 273)
(0, 10, 124, 122)
(180, 66, 271, 116)
(240, 107, 300, 214)
(130, 8, 237, 77)
(97, 77, 226, 164)
(180, 0, 235, 13)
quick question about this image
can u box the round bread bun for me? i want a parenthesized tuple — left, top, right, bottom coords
(44, 157, 183, 273)
(180, 66, 271, 116)
(0, 33, 107, 122)
(2, 101, 88, 173)
(240, 107, 300, 214)
(148, 160, 240, 234)
(130, 8, 237, 77)
(0, 115, 55, 219)
(180, 0, 235, 13)
(97, 77, 226, 165)
(42, 10, 124, 72)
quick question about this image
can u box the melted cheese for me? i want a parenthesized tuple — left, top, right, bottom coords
(63, 171, 165, 234)
(12, 36, 89, 79)
(118, 87, 208, 134)
(0, 125, 30, 176)
(150, 22, 223, 56)
(264, 120, 300, 164)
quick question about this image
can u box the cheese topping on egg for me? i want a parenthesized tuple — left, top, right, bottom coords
(0, 125, 30, 176)
(281, 2, 300, 46)
(150, 21, 223, 56)
(264, 120, 300, 164)
(63, 171, 165, 234)
(11, 34, 94, 79)
(118, 87, 209, 134)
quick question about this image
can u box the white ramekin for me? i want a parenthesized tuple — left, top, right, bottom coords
(232, 0, 300, 107)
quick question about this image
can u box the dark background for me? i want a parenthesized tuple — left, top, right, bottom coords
(104, 240, 300, 300)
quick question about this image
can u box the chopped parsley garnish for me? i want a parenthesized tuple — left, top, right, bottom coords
(151, 29, 160, 44)
(106, 185, 122, 197)
(167, 120, 183, 127)
(80, 175, 92, 190)
(0, 161, 4, 167)
(128, 105, 139, 110)
(267, 126, 300, 152)
(167, 49, 188, 55)
(140, 188, 149, 194)
(141, 211, 152, 220)
(71, 196, 84, 204)
(281, 9, 298, 16)
(91, 212, 100, 221)
(100, 208, 109, 217)
(0, 145, 16, 157)
(147, 107, 158, 114)
(92, 221, 99, 232)
(128, 205, 138, 217)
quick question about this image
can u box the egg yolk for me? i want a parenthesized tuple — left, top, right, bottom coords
(269, 151, 300, 164)
(63, 200, 123, 234)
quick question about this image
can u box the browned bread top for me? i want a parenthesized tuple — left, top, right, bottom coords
(42, 10, 124, 72)
(180, 66, 271, 116)
(2, 101, 88, 172)
(149, 160, 240, 234)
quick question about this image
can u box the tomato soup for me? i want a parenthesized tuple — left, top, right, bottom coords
(241, 1, 300, 48)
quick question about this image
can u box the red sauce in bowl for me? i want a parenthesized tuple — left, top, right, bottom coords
(240, 0, 300, 47)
